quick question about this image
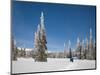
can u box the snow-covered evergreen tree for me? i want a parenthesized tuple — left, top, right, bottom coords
(23, 48, 26, 57)
(12, 36, 17, 61)
(64, 41, 67, 58)
(76, 37, 82, 59)
(93, 39, 96, 60)
(85, 36, 89, 59)
(68, 40, 72, 58)
(81, 40, 85, 59)
(34, 12, 47, 62)
(32, 32, 38, 58)
(89, 28, 94, 59)
(77, 37, 80, 48)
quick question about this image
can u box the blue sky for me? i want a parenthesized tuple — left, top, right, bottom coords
(12, 1, 96, 51)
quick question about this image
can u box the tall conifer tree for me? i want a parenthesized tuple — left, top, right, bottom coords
(34, 12, 47, 62)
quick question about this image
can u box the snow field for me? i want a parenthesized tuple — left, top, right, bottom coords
(12, 58, 95, 74)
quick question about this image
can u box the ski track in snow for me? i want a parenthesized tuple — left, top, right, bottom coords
(12, 58, 95, 74)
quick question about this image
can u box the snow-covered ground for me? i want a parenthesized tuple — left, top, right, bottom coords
(12, 58, 96, 74)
